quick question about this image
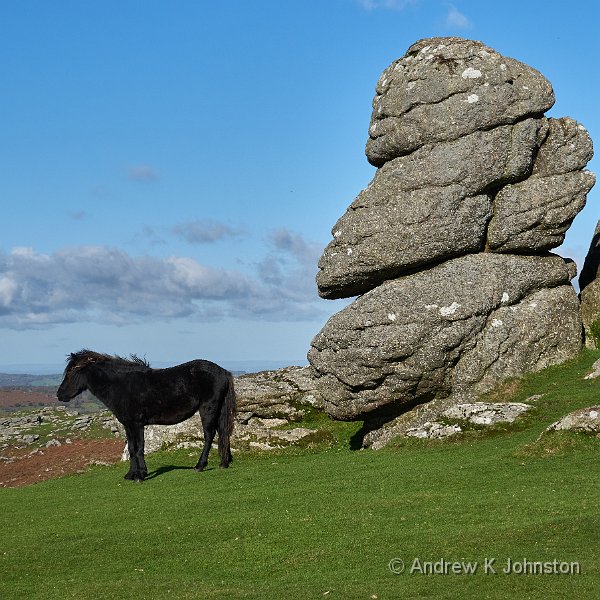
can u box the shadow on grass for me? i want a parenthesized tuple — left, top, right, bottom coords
(145, 464, 215, 480)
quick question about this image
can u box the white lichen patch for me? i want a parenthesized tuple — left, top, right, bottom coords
(333, 230, 342, 238)
(466, 94, 479, 103)
(501, 292, 510, 303)
(491, 319, 503, 328)
(529, 302, 538, 309)
(461, 67, 482, 79)
(387, 313, 397, 322)
(407, 81, 416, 90)
(425, 304, 439, 310)
(439, 302, 461, 317)
(346, 248, 353, 256)
(500, 63, 507, 71)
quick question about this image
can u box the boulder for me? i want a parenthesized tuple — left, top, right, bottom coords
(309, 36, 593, 444)
(367, 402, 533, 448)
(366, 37, 555, 167)
(317, 119, 545, 299)
(545, 406, 600, 435)
(441, 402, 532, 425)
(584, 358, 600, 379)
(309, 253, 580, 420)
(487, 118, 595, 253)
(233, 366, 323, 419)
(579, 221, 600, 347)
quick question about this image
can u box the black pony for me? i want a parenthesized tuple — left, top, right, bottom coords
(57, 349, 236, 482)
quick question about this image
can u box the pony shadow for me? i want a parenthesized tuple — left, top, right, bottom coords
(145, 464, 215, 480)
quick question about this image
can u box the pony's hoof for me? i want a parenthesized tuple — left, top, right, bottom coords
(194, 466, 205, 473)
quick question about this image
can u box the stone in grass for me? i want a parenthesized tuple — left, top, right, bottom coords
(441, 402, 532, 425)
(405, 422, 463, 439)
(545, 406, 600, 435)
(584, 359, 600, 380)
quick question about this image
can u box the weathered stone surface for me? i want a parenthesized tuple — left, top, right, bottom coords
(366, 402, 532, 448)
(309, 253, 580, 420)
(310, 36, 594, 447)
(584, 358, 600, 379)
(317, 120, 544, 299)
(450, 286, 581, 398)
(405, 422, 462, 440)
(234, 366, 323, 419)
(546, 405, 600, 435)
(488, 118, 595, 253)
(442, 402, 532, 425)
(579, 221, 600, 347)
(366, 37, 554, 167)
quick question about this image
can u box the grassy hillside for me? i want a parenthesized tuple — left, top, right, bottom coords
(1, 351, 600, 599)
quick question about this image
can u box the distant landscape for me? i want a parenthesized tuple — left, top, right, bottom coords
(0, 363, 279, 413)
(0, 373, 75, 413)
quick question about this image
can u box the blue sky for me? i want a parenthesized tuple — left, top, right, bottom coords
(1, 0, 598, 371)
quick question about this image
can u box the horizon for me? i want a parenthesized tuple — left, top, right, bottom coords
(0, 358, 307, 376)
(1, 1, 598, 367)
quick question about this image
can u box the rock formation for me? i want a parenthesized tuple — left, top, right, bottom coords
(579, 222, 600, 346)
(308, 37, 595, 438)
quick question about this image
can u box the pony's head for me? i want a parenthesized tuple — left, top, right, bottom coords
(56, 350, 104, 402)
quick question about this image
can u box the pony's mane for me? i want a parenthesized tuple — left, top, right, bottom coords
(65, 349, 150, 371)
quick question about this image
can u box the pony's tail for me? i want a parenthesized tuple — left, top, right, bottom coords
(218, 372, 236, 467)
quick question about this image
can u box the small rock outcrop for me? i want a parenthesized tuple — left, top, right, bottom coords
(545, 406, 600, 435)
(579, 223, 600, 347)
(308, 37, 594, 439)
(366, 401, 534, 450)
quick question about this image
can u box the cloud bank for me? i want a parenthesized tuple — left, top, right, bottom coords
(0, 231, 330, 329)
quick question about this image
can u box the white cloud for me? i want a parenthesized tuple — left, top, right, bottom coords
(445, 4, 471, 28)
(0, 232, 330, 329)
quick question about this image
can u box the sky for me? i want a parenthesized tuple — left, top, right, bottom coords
(1, 0, 599, 372)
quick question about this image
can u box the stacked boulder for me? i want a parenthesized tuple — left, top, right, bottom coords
(308, 37, 595, 432)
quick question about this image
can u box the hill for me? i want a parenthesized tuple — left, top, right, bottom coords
(1, 351, 600, 598)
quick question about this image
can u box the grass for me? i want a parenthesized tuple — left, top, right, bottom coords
(1, 351, 600, 599)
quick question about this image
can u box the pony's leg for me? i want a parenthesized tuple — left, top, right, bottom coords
(123, 422, 146, 481)
(194, 407, 217, 472)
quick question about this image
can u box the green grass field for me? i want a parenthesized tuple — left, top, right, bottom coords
(2, 352, 600, 599)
